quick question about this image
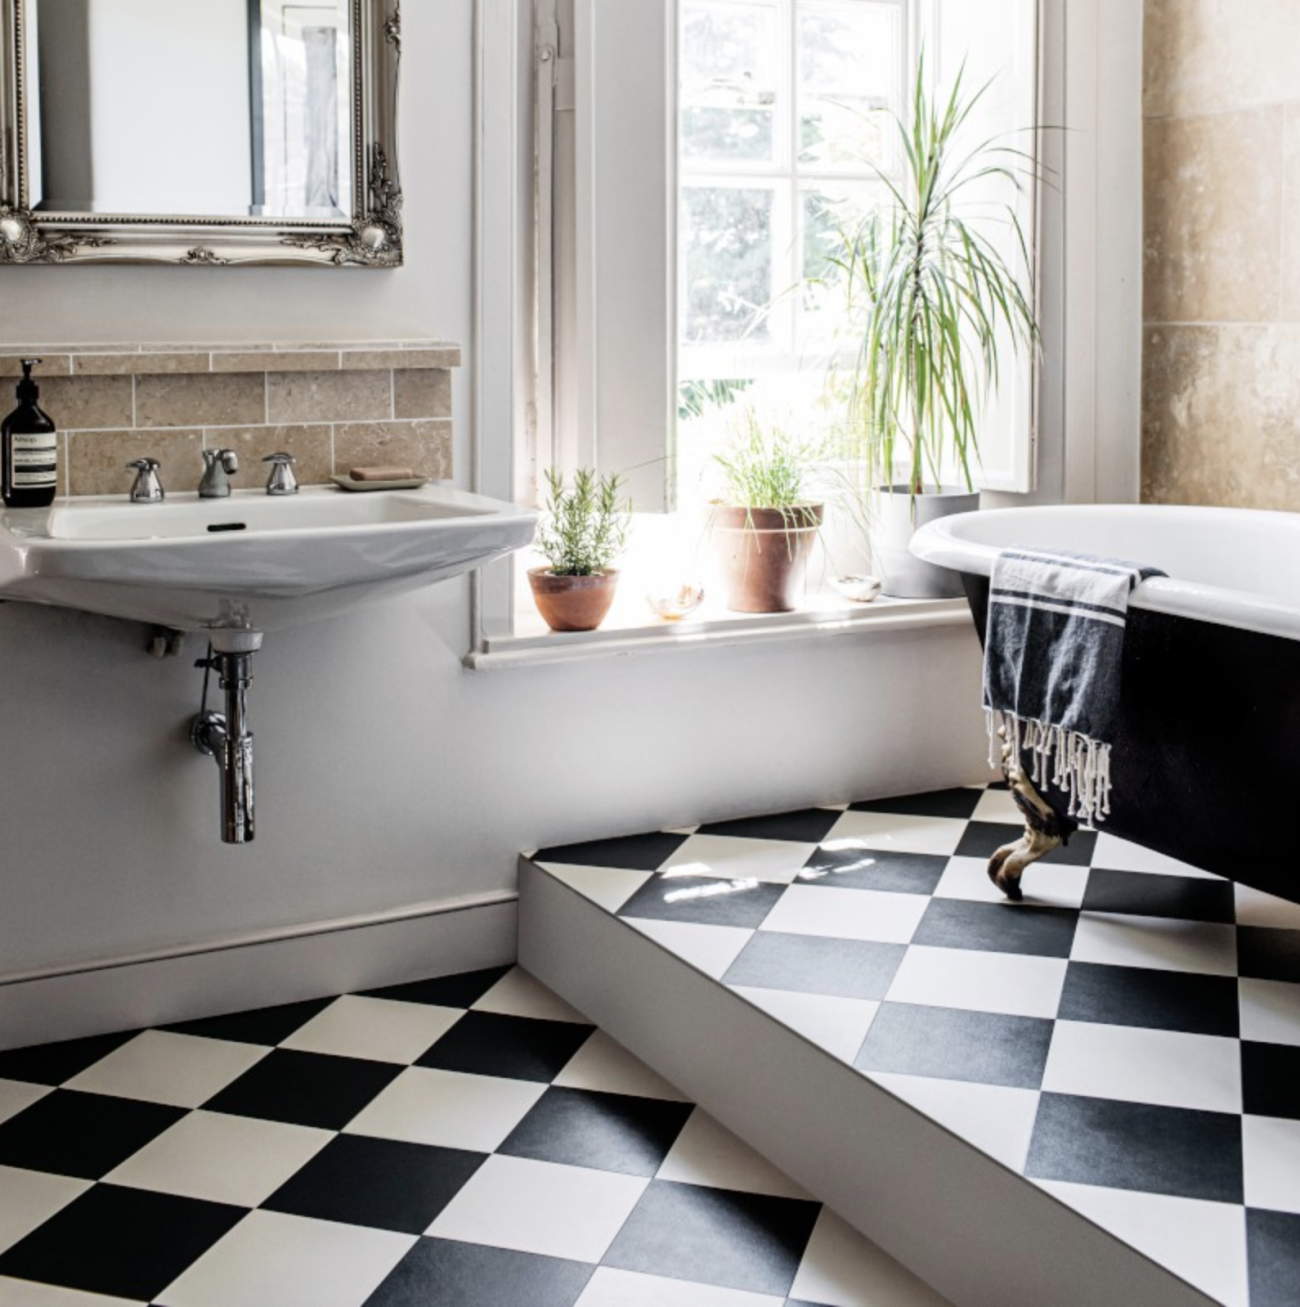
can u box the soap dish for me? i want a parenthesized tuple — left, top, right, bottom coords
(330, 473, 429, 492)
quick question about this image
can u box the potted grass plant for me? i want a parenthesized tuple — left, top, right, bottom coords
(528, 467, 631, 632)
(709, 409, 824, 613)
(832, 61, 1041, 598)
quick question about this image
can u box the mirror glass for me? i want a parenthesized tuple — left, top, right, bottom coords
(27, 0, 354, 221)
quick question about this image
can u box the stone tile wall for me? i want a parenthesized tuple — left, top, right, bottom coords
(0, 343, 458, 497)
(1142, 1, 1300, 509)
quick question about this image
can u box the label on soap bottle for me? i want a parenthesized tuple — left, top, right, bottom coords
(10, 431, 57, 487)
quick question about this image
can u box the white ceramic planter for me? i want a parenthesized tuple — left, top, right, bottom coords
(872, 487, 979, 598)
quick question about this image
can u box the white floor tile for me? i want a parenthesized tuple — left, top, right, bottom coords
(1036, 1181, 1248, 1307)
(63, 1031, 268, 1109)
(576, 1267, 783, 1307)
(1041, 1021, 1241, 1113)
(869, 1074, 1040, 1173)
(789, 1207, 952, 1307)
(1070, 913, 1238, 976)
(823, 811, 968, 858)
(0, 1078, 50, 1127)
(655, 1108, 810, 1199)
(730, 987, 879, 1064)
(279, 995, 463, 1065)
(933, 856, 1089, 909)
(343, 1066, 545, 1152)
(426, 1154, 648, 1263)
(156, 1210, 416, 1307)
(105, 1110, 333, 1207)
(1239, 977, 1300, 1046)
(758, 886, 927, 946)
(1235, 883, 1300, 929)
(541, 864, 653, 914)
(885, 946, 1067, 1019)
(0, 1166, 91, 1256)
(473, 966, 589, 1023)
(0, 1280, 142, 1307)
(970, 788, 1023, 825)
(623, 919, 754, 979)
(1243, 1115, 1300, 1215)
(552, 1029, 689, 1101)
(1089, 834, 1219, 880)
(658, 835, 818, 886)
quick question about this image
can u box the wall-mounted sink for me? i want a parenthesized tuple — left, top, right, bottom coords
(0, 484, 537, 634)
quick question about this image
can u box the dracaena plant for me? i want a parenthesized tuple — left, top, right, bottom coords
(535, 467, 631, 576)
(832, 59, 1042, 497)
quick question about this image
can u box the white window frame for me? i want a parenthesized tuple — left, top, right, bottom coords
(469, 0, 1144, 655)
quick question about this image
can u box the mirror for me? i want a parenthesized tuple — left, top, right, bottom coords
(0, 0, 401, 266)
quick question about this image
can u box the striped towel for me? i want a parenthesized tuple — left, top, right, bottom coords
(983, 548, 1164, 825)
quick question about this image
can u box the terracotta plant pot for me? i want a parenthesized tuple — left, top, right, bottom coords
(711, 504, 824, 613)
(528, 567, 619, 632)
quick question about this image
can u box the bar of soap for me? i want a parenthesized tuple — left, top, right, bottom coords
(350, 465, 416, 482)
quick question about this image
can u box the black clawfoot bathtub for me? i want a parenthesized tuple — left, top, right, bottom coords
(912, 504, 1300, 907)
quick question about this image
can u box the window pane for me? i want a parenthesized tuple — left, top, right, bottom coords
(681, 185, 774, 344)
(681, 1, 779, 163)
(798, 1, 899, 168)
(800, 183, 879, 347)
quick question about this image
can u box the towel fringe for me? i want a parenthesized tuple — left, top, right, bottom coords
(984, 710, 1112, 826)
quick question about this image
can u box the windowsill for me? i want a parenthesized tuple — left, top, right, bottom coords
(466, 513, 973, 670)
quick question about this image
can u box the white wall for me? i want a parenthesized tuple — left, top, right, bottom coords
(0, 3, 988, 988)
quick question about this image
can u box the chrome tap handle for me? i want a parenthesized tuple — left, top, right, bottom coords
(262, 452, 298, 496)
(126, 457, 164, 503)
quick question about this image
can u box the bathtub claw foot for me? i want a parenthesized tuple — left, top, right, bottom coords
(990, 725, 1078, 901)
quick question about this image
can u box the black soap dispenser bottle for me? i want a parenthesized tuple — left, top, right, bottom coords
(2, 358, 57, 508)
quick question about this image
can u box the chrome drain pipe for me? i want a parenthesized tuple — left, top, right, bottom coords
(190, 631, 263, 845)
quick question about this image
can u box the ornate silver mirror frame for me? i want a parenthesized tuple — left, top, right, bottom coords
(0, 0, 401, 267)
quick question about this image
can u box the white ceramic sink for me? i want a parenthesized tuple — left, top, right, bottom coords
(0, 484, 537, 633)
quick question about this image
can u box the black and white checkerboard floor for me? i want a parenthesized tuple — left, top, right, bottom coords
(529, 784, 1300, 1307)
(0, 964, 948, 1307)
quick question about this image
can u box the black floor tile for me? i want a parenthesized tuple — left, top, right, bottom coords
(913, 897, 1078, 959)
(855, 1003, 1053, 1090)
(604, 1179, 821, 1296)
(534, 831, 689, 871)
(1058, 962, 1240, 1037)
(1025, 1092, 1244, 1203)
(416, 1011, 593, 1083)
(202, 1048, 402, 1129)
(616, 873, 786, 930)
(797, 847, 947, 896)
(696, 808, 841, 844)
(0, 1183, 243, 1301)
(497, 1087, 693, 1177)
(365, 1237, 593, 1307)
(723, 932, 906, 1000)
(1242, 1042, 1300, 1119)
(956, 821, 1097, 866)
(850, 788, 984, 820)
(1247, 1209, 1300, 1307)
(1080, 867, 1235, 924)
(263, 1135, 486, 1234)
(162, 997, 334, 1047)
(1239, 927, 1300, 984)
(360, 967, 512, 1009)
(0, 1030, 136, 1086)
(0, 1089, 184, 1179)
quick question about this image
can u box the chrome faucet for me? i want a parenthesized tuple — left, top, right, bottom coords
(199, 448, 239, 498)
(126, 458, 164, 503)
(262, 452, 298, 496)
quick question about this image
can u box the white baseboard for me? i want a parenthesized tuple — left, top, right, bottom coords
(0, 891, 518, 1051)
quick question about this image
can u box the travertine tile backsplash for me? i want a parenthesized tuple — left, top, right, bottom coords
(0, 343, 458, 497)
(1142, 1, 1300, 510)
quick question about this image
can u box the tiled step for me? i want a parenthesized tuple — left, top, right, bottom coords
(519, 786, 1300, 1307)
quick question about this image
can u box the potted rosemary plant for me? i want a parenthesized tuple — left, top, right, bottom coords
(529, 467, 631, 632)
(710, 410, 824, 613)
(833, 62, 1040, 597)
